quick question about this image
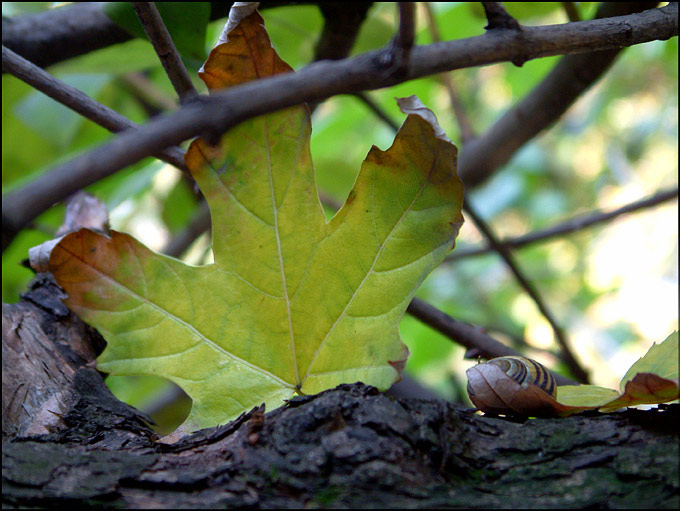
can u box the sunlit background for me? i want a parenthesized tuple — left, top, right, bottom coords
(3, 3, 677, 432)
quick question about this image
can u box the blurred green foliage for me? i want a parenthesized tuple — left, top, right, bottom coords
(2, 3, 677, 432)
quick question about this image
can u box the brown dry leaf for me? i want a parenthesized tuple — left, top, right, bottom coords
(598, 372, 679, 412)
(199, 10, 291, 90)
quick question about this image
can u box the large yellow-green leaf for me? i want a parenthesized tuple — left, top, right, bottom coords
(49, 11, 464, 433)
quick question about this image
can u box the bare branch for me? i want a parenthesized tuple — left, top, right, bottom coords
(388, 2, 415, 74)
(118, 72, 178, 112)
(458, 2, 665, 187)
(562, 2, 582, 23)
(447, 187, 679, 262)
(131, 2, 198, 103)
(0, 2, 303, 71)
(352, 92, 400, 132)
(462, 202, 589, 383)
(2, 3, 133, 70)
(406, 298, 576, 386)
(481, 2, 521, 31)
(162, 201, 211, 258)
(313, 3, 373, 62)
(3, 3, 677, 250)
(422, 2, 475, 142)
(1, 45, 187, 173)
(352, 78, 577, 377)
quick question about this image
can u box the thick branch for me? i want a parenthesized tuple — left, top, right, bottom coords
(447, 187, 679, 261)
(3, 4, 675, 250)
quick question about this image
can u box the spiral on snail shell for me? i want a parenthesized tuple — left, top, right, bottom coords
(466, 356, 559, 417)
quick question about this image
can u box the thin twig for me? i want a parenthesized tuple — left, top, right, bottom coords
(162, 201, 211, 258)
(352, 93, 400, 132)
(423, 2, 583, 379)
(131, 2, 198, 103)
(1, 45, 188, 173)
(481, 2, 521, 31)
(562, 2, 581, 22)
(390, 2, 415, 73)
(353, 87, 588, 382)
(462, 201, 589, 383)
(406, 298, 576, 386)
(3, 3, 677, 250)
(422, 2, 475, 142)
(309, 3, 373, 112)
(118, 72, 178, 112)
(447, 187, 679, 261)
(458, 2, 665, 187)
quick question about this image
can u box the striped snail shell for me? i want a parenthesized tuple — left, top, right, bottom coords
(466, 356, 559, 418)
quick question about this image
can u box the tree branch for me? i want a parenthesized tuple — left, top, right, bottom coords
(313, 3, 373, 62)
(2, 3, 677, 250)
(0, 2, 306, 71)
(462, 202, 589, 383)
(131, 2, 198, 103)
(118, 72, 178, 112)
(447, 187, 679, 262)
(1, 45, 187, 173)
(388, 2, 415, 75)
(562, 2, 582, 23)
(162, 201, 211, 258)
(406, 298, 575, 386)
(422, 2, 475, 142)
(351, 89, 585, 382)
(457, 2, 663, 187)
(481, 2, 521, 31)
(352, 92, 401, 131)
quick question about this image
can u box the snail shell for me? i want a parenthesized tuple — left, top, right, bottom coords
(466, 356, 559, 417)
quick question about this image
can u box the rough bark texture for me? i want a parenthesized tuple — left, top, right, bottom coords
(2, 276, 679, 508)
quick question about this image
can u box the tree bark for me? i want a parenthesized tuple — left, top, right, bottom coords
(2, 275, 678, 508)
